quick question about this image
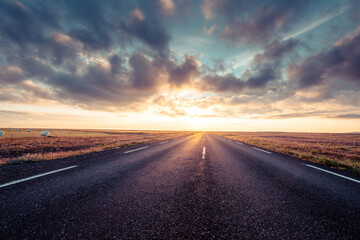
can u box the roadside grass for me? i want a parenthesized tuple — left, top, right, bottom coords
(0, 128, 171, 138)
(214, 132, 360, 175)
(0, 130, 196, 165)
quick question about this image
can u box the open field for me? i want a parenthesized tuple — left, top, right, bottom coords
(214, 132, 360, 175)
(0, 129, 196, 165)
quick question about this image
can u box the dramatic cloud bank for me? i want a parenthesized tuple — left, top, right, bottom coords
(0, 0, 359, 125)
(287, 26, 360, 88)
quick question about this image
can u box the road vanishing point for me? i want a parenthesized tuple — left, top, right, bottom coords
(1, 133, 360, 239)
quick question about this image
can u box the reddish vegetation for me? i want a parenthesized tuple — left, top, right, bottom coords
(214, 132, 360, 175)
(0, 130, 195, 165)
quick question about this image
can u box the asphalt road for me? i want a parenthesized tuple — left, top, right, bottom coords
(1, 133, 360, 239)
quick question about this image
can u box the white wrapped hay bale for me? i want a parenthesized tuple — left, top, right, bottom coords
(41, 131, 50, 137)
(28, 129, 31, 132)
(0, 130, 4, 136)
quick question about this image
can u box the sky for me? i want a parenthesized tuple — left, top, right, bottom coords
(0, 0, 360, 132)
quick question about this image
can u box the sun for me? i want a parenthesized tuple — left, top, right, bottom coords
(185, 116, 207, 130)
(181, 107, 213, 130)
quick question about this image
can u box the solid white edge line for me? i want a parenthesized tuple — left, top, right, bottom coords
(305, 164, 360, 184)
(124, 146, 149, 154)
(159, 141, 169, 145)
(253, 147, 272, 154)
(236, 142, 243, 145)
(0, 165, 78, 188)
(202, 147, 206, 159)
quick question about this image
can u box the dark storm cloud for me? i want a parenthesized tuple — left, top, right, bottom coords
(129, 52, 164, 90)
(109, 55, 125, 75)
(201, 74, 244, 92)
(200, 39, 298, 92)
(121, 8, 171, 57)
(0, 0, 171, 56)
(69, 29, 113, 52)
(63, 0, 172, 55)
(200, 67, 277, 93)
(64, 0, 125, 51)
(253, 39, 298, 62)
(0, 0, 177, 110)
(221, 5, 289, 44)
(17, 57, 56, 80)
(202, 0, 308, 45)
(0, 0, 57, 48)
(287, 27, 360, 88)
(168, 56, 201, 87)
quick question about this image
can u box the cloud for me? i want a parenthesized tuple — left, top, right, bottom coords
(122, 8, 171, 57)
(263, 111, 330, 119)
(0, 0, 59, 48)
(0, 0, 359, 121)
(0, 41, 204, 111)
(285, 5, 349, 39)
(199, 39, 298, 92)
(158, 0, 175, 16)
(201, 0, 309, 45)
(64, 0, 115, 51)
(130, 8, 145, 22)
(332, 114, 360, 119)
(200, 74, 244, 92)
(0, 0, 179, 110)
(129, 53, 164, 90)
(0, 0, 171, 57)
(201, 0, 220, 19)
(286, 26, 360, 88)
(0, 110, 33, 116)
(252, 39, 298, 62)
(202, 0, 261, 19)
(203, 24, 217, 34)
(168, 56, 201, 87)
(0, 66, 25, 84)
(221, 5, 289, 45)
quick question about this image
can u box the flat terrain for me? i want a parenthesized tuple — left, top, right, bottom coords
(1, 133, 359, 239)
(214, 132, 360, 175)
(0, 129, 195, 165)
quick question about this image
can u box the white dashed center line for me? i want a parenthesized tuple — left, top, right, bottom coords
(0, 165, 78, 188)
(202, 147, 206, 159)
(159, 141, 169, 145)
(253, 147, 272, 154)
(124, 146, 149, 154)
(305, 164, 360, 184)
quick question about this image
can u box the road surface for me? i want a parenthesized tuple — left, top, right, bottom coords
(1, 133, 360, 239)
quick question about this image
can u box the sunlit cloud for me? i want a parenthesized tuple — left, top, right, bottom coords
(0, 0, 359, 132)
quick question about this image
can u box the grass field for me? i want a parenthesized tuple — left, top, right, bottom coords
(214, 132, 360, 175)
(0, 128, 195, 165)
(2, 129, 360, 175)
